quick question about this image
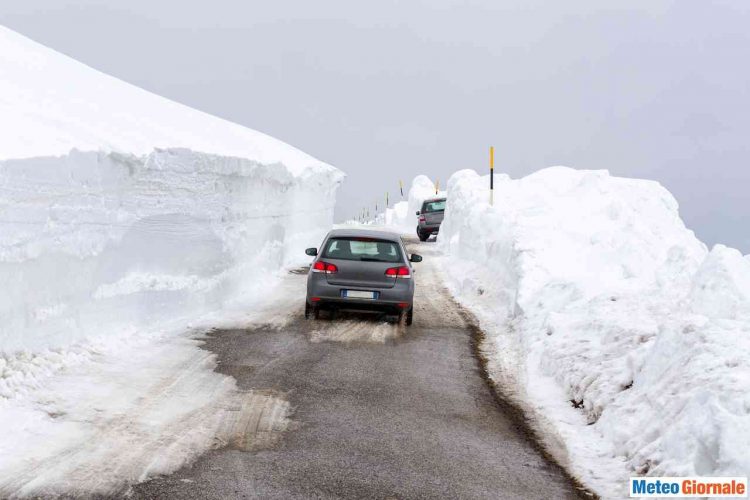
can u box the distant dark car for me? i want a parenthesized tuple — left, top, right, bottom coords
(416, 197, 446, 241)
(305, 228, 422, 325)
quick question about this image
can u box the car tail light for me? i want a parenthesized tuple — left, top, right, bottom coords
(312, 261, 338, 274)
(385, 266, 411, 278)
(419, 215, 426, 222)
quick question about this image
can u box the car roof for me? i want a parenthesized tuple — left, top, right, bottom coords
(326, 228, 403, 242)
(423, 196, 446, 203)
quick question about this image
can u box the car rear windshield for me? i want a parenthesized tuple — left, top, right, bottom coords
(322, 237, 403, 263)
(422, 199, 446, 212)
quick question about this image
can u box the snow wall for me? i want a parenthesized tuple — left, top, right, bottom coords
(0, 148, 342, 355)
(436, 167, 750, 496)
(379, 175, 443, 233)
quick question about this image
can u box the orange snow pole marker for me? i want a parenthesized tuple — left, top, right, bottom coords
(435, 179, 439, 195)
(399, 180, 404, 198)
(490, 146, 495, 206)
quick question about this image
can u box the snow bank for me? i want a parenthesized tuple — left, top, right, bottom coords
(0, 148, 340, 356)
(0, 25, 342, 361)
(437, 167, 750, 497)
(382, 201, 409, 230)
(0, 25, 342, 495)
(0, 26, 328, 175)
(376, 175, 444, 234)
(689, 244, 750, 320)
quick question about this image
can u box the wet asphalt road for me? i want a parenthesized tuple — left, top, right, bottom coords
(132, 240, 586, 500)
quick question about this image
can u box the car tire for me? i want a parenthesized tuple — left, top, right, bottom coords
(418, 231, 428, 242)
(305, 302, 311, 319)
(399, 308, 413, 326)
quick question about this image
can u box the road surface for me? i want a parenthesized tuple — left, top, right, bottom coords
(132, 239, 587, 499)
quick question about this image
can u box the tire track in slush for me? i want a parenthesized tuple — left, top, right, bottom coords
(0, 342, 294, 498)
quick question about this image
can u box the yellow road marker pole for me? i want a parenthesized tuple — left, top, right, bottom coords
(490, 146, 495, 206)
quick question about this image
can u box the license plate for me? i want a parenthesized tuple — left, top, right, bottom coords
(343, 290, 376, 299)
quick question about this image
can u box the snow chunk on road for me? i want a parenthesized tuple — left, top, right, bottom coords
(435, 167, 750, 497)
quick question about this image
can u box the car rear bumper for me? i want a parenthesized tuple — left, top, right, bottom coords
(306, 273, 414, 312)
(417, 223, 440, 234)
(309, 298, 410, 314)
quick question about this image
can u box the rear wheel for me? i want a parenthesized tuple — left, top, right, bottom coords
(418, 231, 429, 242)
(314, 306, 340, 320)
(305, 301, 316, 319)
(399, 308, 413, 326)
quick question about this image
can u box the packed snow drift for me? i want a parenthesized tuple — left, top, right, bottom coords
(434, 167, 750, 497)
(0, 26, 326, 173)
(1, 149, 339, 357)
(0, 26, 342, 496)
(377, 175, 442, 232)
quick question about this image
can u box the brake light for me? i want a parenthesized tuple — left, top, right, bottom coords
(385, 266, 411, 278)
(312, 261, 338, 274)
(419, 215, 426, 222)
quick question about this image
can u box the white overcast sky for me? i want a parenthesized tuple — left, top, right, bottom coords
(1, 0, 748, 251)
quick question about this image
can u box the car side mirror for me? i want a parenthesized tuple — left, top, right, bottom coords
(415, 210, 420, 215)
(305, 247, 318, 256)
(410, 254, 423, 263)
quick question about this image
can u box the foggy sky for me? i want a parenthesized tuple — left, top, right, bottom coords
(1, 0, 748, 251)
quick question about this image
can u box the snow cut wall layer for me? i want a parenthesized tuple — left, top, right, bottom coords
(438, 167, 750, 497)
(0, 148, 341, 355)
(0, 25, 343, 357)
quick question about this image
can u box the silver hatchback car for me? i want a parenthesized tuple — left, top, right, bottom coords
(305, 229, 422, 325)
(416, 197, 446, 241)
